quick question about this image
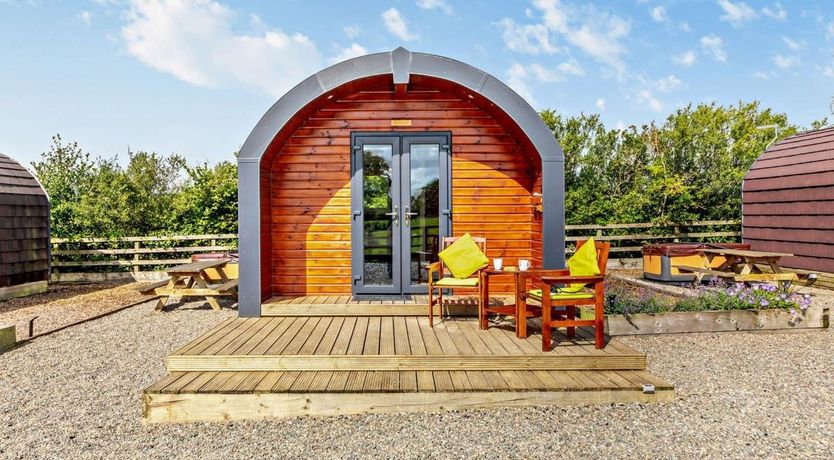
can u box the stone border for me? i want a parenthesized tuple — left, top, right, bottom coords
(605, 305, 829, 335)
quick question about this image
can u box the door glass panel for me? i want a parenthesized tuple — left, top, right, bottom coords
(362, 145, 395, 286)
(408, 144, 440, 286)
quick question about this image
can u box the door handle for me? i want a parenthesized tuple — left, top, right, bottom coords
(404, 207, 418, 227)
(384, 205, 399, 227)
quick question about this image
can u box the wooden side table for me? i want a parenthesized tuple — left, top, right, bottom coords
(480, 268, 538, 338)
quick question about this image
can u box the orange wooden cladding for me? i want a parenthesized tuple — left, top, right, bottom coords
(260, 76, 542, 297)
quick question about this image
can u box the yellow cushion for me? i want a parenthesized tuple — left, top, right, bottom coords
(435, 277, 480, 287)
(437, 233, 488, 279)
(564, 238, 600, 292)
(528, 289, 594, 301)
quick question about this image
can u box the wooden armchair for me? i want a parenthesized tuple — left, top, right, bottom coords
(518, 240, 610, 350)
(427, 236, 488, 327)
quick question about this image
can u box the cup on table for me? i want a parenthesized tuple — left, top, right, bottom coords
(519, 259, 530, 271)
(493, 258, 503, 271)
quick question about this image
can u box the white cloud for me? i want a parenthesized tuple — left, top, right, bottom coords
(558, 58, 585, 76)
(416, 0, 452, 15)
(78, 10, 91, 26)
(636, 89, 663, 112)
(121, 0, 323, 98)
(343, 25, 361, 39)
(506, 62, 535, 105)
(679, 22, 691, 32)
(823, 66, 834, 78)
(655, 74, 682, 92)
(761, 3, 786, 21)
(328, 43, 368, 65)
(498, 0, 631, 72)
(753, 71, 772, 80)
(826, 22, 834, 41)
(595, 97, 605, 111)
(717, 0, 757, 27)
(700, 34, 727, 62)
(773, 54, 799, 69)
(782, 36, 801, 51)
(495, 18, 557, 55)
(673, 50, 696, 66)
(382, 8, 418, 41)
(505, 59, 585, 105)
(649, 6, 667, 22)
(635, 74, 682, 113)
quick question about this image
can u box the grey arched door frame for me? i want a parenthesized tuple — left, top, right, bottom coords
(237, 47, 565, 317)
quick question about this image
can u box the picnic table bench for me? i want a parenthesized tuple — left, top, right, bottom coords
(139, 259, 238, 311)
(674, 248, 798, 284)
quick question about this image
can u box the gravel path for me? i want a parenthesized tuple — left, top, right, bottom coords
(0, 283, 146, 340)
(1, 299, 833, 459)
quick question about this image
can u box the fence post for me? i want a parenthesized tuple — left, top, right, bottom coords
(133, 241, 140, 274)
(673, 225, 681, 243)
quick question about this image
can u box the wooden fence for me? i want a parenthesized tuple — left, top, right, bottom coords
(50, 221, 740, 279)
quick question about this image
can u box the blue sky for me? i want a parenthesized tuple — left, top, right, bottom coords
(1, 0, 833, 167)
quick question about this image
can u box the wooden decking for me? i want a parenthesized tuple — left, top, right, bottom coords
(144, 300, 674, 423)
(262, 294, 505, 316)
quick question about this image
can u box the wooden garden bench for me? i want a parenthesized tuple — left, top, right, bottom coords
(138, 259, 238, 311)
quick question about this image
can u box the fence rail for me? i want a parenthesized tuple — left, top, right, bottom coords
(50, 221, 740, 273)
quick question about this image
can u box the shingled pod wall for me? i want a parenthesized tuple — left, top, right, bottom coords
(0, 154, 50, 300)
(742, 126, 834, 274)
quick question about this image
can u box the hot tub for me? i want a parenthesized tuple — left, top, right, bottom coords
(642, 243, 750, 282)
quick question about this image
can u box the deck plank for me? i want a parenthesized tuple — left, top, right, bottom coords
(175, 318, 244, 356)
(328, 317, 356, 355)
(416, 371, 435, 391)
(281, 318, 322, 355)
(404, 317, 427, 355)
(379, 317, 395, 355)
(245, 318, 294, 355)
(233, 318, 285, 355)
(314, 317, 346, 355)
(393, 317, 410, 355)
(344, 371, 366, 392)
(179, 371, 218, 393)
(326, 371, 350, 391)
(264, 317, 309, 354)
(199, 319, 262, 356)
(346, 317, 369, 355)
(363, 317, 382, 355)
(170, 318, 236, 356)
(399, 371, 418, 392)
(297, 317, 333, 355)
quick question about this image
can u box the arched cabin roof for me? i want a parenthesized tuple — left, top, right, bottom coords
(743, 126, 834, 273)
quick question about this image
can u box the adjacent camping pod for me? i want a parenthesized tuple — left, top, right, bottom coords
(743, 126, 834, 274)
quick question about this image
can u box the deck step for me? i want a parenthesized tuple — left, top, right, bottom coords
(142, 370, 675, 423)
(166, 353, 647, 372)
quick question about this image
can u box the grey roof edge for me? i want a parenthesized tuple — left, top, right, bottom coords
(237, 47, 564, 163)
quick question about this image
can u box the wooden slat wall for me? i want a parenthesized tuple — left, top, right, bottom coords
(743, 127, 834, 273)
(260, 77, 539, 296)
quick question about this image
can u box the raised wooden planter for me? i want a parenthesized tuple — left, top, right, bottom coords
(605, 305, 829, 335)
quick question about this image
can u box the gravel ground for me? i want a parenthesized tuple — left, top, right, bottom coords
(0, 283, 146, 340)
(1, 297, 833, 459)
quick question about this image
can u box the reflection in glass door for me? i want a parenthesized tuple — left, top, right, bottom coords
(351, 133, 450, 295)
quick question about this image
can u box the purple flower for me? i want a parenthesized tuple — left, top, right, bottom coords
(789, 308, 797, 317)
(760, 299, 769, 307)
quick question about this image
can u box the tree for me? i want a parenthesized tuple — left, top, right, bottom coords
(172, 161, 238, 234)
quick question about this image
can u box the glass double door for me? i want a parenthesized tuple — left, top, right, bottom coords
(351, 133, 451, 295)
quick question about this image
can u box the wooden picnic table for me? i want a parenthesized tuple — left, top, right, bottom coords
(139, 259, 238, 311)
(674, 248, 798, 283)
